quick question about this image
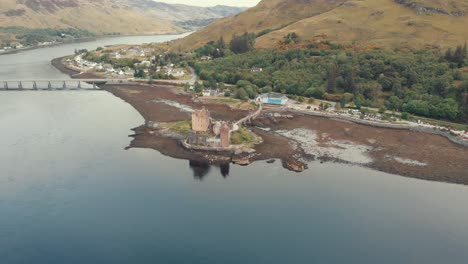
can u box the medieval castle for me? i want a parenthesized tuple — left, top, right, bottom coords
(187, 108, 231, 149)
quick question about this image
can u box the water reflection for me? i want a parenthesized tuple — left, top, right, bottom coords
(189, 160, 230, 180)
(220, 163, 230, 178)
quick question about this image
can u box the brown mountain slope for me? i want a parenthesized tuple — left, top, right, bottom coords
(173, 0, 348, 50)
(0, 0, 246, 35)
(0, 0, 177, 34)
(256, 0, 468, 49)
(173, 0, 468, 50)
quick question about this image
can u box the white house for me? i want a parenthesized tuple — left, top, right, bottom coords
(202, 89, 219, 97)
(111, 52, 122, 59)
(172, 68, 185, 77)
(124, 68, 134, 75)
(251, 67, 263, 73)
(74, 56, 82, 63)
(135, 61, 151, 68)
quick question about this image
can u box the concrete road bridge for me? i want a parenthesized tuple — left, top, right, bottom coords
(0, 79, 131, 91)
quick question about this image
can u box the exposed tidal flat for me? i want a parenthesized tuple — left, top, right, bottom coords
(1, 34, 468, 264)
(101, 83, 468, 185)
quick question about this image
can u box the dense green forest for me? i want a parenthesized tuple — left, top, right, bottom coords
(192, 36, 468, 122)
(0, 27, 95, 47)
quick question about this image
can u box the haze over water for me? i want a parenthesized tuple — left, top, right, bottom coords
(1, 34, 468, 264)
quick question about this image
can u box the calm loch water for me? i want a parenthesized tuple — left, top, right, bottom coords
(1, 35, 468, 264)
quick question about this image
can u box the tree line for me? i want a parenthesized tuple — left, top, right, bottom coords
(192, 38, 468, 121)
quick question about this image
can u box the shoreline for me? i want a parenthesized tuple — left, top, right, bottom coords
(1, 37, 98, 56)
(287, 109, 468, 148)
(1, 32, 189, 56)
(52, 56, 468, 185)
(52, 55, 468, 148)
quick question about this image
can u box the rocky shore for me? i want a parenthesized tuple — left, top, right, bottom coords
(102, 83, 468, 184)
(53, 58, 468, 185)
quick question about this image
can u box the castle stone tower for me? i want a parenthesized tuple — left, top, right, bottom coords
(192, 108, 210, 133)
(220, 122, 231, 148)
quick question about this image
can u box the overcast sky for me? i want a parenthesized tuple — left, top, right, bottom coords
(156, 0, 261, 7)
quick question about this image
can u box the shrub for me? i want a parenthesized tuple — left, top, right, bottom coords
(378, 106, 387, 114)
(401, 112, 410, 120)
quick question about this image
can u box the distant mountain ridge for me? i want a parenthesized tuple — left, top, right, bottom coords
(0, 0, 246, 35)
(173, 0, 468, 50)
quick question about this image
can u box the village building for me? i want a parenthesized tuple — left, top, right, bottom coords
(171, 68, 185, 77)
(111, 52, 122, 59)
(74, 56, 82, 63)
(191, 108, 210, 133)
(200, 56, 212, 61)
(251, 67, 263, 73)
(202, 89, 219, 97)
(103, 64, 114, 73)
(124, 67, 134, 75)
(255, 93, 289, 105)
(134, 61, 151, 68)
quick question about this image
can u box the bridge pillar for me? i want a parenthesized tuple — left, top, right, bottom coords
(33, 81, 37, 90)
(48, 81, 52, 90)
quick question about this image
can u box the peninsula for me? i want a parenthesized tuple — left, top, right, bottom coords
(53, 54, 468, 185)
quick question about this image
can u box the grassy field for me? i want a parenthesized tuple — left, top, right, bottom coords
(231, 127, 260, 146)
(160, 121, 192, 135)
(201, 97, 256, 110)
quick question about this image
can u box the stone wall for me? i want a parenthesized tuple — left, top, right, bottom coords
(187, 132, 208, 146)
(181, 140, 234, 152)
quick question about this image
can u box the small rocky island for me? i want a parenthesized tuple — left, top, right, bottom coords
(144, 102, 278, 168)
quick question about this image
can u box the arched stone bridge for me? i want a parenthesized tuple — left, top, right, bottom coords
(234, 103, 263, 127)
